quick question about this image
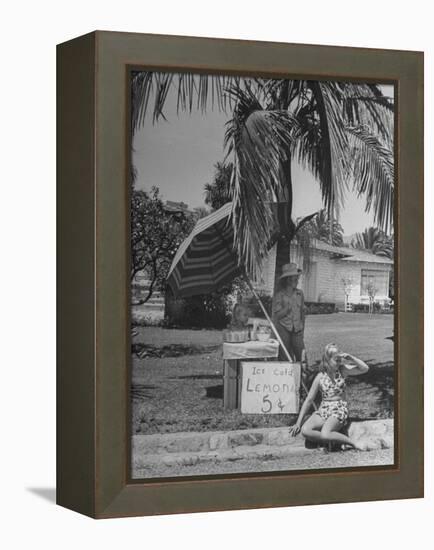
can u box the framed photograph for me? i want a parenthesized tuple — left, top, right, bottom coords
(57, 31, 423, 518)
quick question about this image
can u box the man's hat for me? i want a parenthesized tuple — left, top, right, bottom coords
(279, 262, 302, 280)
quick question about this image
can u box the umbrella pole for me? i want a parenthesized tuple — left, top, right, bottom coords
(244, 277, 293, 361)
(242, 274, 315, 410)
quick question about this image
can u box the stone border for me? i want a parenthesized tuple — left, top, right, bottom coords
(133, 419, 394, 456)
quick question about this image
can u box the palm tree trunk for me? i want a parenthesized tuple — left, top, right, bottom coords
(273, 156, 294, 293)
(273, 237, 292, 291)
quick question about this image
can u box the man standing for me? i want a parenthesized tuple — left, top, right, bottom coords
(272, 262, 305, 361)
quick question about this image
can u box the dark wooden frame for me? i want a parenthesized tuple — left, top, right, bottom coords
(57, 31, 424, 519)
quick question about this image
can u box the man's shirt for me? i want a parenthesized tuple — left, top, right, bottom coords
(272, 288, 305, 332)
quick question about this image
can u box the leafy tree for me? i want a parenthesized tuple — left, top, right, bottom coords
(192, 206, 210, 220)
(366, 281, 378, 314)
(131, 187, 194, 303)
(341, 276, 355, 311)
(130, 163, 138, 188)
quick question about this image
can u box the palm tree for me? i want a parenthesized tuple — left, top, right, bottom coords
(298, 208, 344, 246)
(132, 73, 394, 294)
(223, 81, 393, 286)
(351, 227, 394, 259)
(204, 162, 233, 210)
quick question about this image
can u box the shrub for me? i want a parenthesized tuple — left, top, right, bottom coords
(353, 302, 382, 313)
(242, 293, 273, 317)
(304, 301, 336, 315)
(165, 292, 231, 329)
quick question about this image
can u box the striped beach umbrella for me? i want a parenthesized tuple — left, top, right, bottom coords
(167, 202, 240, 298)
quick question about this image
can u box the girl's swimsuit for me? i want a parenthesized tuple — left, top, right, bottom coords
(315, 370, 349, 424)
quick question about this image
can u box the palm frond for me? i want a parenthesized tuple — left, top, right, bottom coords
(306, 82, 350, 219)
(131, 71, 248, 130)
(346, 125, 394, 233)
(293, 83, 394, 234)
(351, 226, 393, 259)
(131, 71, 155, 132)
(296, 209, 344, 246)
(343, 84, 394, 146)
(294, 212, 318, 233)
(223, 86, 300, 275)
(293, 212, 321, 274)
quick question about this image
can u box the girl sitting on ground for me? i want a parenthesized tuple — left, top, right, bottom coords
(228, 303, 250, 330)
(289, 343, 369, 450)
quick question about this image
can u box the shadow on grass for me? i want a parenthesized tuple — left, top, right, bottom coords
(168, 374, 221, 380)
(131, 384, 159, 400)
(205, 384, 223, 399)
(167, 374, 224, 398)
(132, 343, 220, 359)
(347, 361, 394, 420)
(365, 362, 394, 400)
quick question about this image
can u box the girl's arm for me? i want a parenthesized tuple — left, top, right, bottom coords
(289, 374, 321, 435)
(341, 353, 369, 376)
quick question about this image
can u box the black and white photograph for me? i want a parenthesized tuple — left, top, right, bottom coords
(129, 72, 395, 479)
(2, 0, 430, 535)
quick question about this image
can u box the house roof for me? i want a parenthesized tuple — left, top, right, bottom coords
(164, 200, 193, 214)
(311, 239, 393, 265)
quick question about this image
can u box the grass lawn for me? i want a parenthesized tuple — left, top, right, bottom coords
(132, 313, 394, 435)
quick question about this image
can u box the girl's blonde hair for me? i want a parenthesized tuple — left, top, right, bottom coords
(319, 343, 340, 372)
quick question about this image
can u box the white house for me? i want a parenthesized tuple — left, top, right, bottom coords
(253, 240, 393, 310)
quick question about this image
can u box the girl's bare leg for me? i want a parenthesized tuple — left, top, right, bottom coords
(320, 416, 360, 449)
(301, 414, 325, 442)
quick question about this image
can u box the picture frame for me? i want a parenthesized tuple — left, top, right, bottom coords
(57, 30, 423, 518)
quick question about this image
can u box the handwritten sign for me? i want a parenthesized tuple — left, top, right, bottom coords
(240, 361, 300, 414)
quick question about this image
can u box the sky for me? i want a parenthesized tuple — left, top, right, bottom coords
(132, 80, 393, 236)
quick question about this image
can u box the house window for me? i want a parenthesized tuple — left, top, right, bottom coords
(360, 269, 389, 296)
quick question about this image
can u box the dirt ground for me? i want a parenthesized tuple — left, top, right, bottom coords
(132, 313, 394, 435)
(134, 447, 395, 478)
